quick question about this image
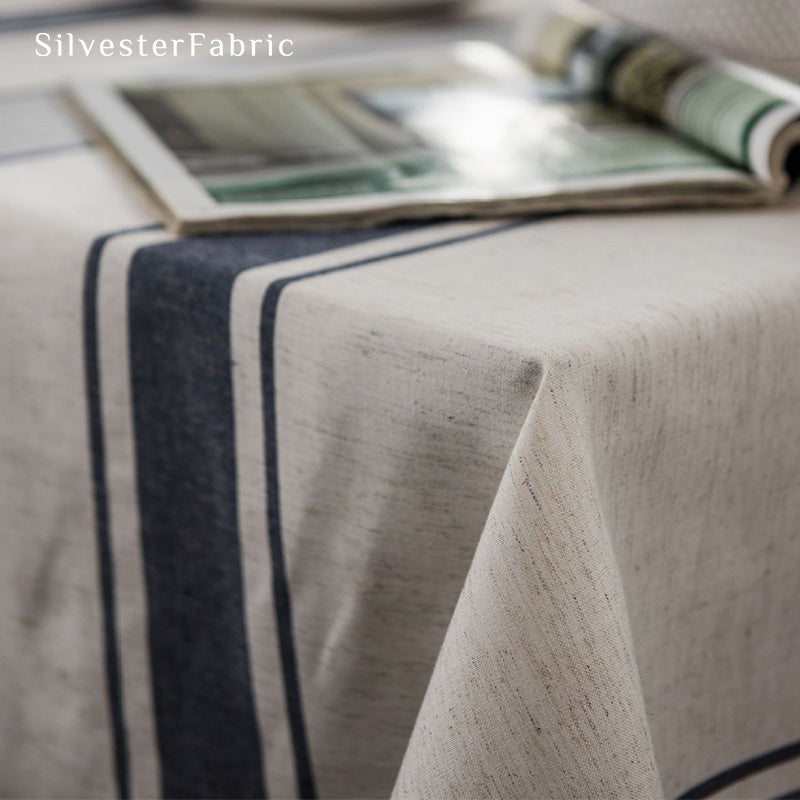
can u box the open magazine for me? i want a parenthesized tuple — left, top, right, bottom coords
(70, 0, 800, 233)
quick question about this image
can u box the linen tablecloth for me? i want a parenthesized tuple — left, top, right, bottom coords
(2, 4, 800, 800)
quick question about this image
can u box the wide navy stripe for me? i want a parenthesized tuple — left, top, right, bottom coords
(679, 739, 800, 799)
(83, 224, 162, 800)
(259, 219, 529, 799)
(126, 229, 398, 799)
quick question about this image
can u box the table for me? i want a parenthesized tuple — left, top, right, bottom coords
(2, 4, 800, 799)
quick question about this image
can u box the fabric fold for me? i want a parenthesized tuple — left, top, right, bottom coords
(392, 354, 662, 800)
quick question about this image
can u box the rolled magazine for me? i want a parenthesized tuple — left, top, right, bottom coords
(524, 0, 800, 191)
(70, 1, 800, 233)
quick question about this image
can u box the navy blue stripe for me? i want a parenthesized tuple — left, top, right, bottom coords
(0, 141, 92, 165)
(774, 788, 800, 799)
(679, 740, 800, 799)
(83, 224, 162, 800)
(126, 228, 400, 799)
(259, 219, 530, 799)
(0, 1, 185, 33)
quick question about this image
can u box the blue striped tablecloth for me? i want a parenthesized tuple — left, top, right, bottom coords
(2, 4, 800, 799)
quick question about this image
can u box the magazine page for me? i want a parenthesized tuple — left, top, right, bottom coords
(523, 0, 800, 191)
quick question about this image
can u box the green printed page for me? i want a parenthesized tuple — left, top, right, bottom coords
(671, 70, 786, 170)
(123, 66, 744, 206)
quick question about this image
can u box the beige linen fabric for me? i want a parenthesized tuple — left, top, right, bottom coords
(0, 151, 158, 799)
(3, 115, 800, 799)
(381, 209, 800, 798)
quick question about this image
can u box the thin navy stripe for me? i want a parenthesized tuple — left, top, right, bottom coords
(83, 223, 162, 800)
(0, 141, 92, 164)
(0, 0, 184, 33)
(259, 219, 531, 799)
(678, 740, 800, 799)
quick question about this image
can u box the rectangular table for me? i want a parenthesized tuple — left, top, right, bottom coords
(2, 4, 800, 799)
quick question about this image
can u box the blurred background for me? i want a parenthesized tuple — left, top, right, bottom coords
(592, 0, 800, 80)
(2, 0, 800, 90)
(2, 0, 799, 250)
(4, 0, 799, 233)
